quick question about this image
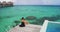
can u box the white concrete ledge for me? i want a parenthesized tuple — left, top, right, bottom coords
(8, 24, 42, 32)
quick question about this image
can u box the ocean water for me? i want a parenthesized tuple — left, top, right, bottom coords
(0, 5, 60, 32)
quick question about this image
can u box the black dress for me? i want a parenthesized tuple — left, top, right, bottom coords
(19, 22, 25, 27)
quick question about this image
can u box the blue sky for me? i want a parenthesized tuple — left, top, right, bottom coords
(0, 0, 60, 5)
(14, 0, 60, 5)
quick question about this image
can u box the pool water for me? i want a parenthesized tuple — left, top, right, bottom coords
(46, 22, 60, 32)
(0, 5, 60, 32)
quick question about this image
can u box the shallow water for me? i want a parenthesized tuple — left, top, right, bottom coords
(0, 5, 60, 32)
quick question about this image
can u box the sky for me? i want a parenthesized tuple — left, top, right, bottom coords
(0, 0, 13, 2)
(0, 0, 60, 5)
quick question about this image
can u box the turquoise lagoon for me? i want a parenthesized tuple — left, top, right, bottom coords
(0, 5, 60, 32)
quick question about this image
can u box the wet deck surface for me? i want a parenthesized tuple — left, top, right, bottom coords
(8, 24, 42, 32)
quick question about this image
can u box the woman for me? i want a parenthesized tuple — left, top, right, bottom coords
(19, 17, 29, 27)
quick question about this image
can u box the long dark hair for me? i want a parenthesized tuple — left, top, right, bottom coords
(21, 17, 25, 20)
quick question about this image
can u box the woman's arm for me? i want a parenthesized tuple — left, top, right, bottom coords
(25, 20, 29, 25)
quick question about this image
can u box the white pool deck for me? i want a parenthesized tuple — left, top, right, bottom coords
(8, 24, 42, 32)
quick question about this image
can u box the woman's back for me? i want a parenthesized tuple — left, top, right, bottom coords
(19, 22, 25, 27)
(19, 17, 29, 27)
